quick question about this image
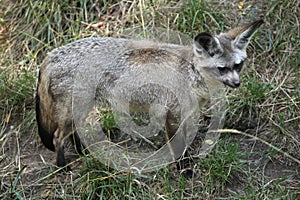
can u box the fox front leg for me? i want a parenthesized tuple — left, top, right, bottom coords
(165, 110, 195, 178)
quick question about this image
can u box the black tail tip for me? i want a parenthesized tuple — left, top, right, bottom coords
(35, 92, 55, 151)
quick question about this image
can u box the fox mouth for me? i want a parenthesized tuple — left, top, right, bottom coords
(223, 81, 241, 88)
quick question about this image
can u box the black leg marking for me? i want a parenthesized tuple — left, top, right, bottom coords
(70, 132, 89, 155)
(56, 145, 71, 171)
(176, 151, 195, 179)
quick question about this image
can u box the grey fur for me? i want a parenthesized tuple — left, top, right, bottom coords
(36, 19, 263, 168)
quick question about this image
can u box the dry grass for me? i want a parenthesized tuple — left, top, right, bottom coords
(0, 0, 299, 199)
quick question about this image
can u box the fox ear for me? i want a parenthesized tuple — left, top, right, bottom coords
(194, 32, 223, 57)
(228, 19, 264, 50)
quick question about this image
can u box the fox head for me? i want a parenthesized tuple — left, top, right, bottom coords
(193, 19, 263, 88)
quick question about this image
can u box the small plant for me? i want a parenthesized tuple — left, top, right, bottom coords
(100, 109, 118, 131)
(199, 138, 244, 185)
(77, 157, 156, 199)
(176, 0, 223, 34)
(9, 166, 26, 200)
(226, 71, 274, 129)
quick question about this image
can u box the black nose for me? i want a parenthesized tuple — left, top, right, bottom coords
(234, 81, 240, 87)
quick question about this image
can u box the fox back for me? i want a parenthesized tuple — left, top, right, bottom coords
(36, 19, 263, 168)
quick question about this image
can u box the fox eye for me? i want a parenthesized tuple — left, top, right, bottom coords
(217, 67, 228, 74)
(234, 61, 244, 72)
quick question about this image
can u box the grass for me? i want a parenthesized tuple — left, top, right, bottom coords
(0, 0, 299, 199)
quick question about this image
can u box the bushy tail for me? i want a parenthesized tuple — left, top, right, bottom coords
(35, 91, 55, 151)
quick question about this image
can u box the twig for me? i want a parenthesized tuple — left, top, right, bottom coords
(208, 129, 300, 165)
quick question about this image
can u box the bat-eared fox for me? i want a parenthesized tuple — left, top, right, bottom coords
(36, 19, 263, 171)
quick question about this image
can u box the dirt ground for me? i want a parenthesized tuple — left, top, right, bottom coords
(1, 119, 299, 199)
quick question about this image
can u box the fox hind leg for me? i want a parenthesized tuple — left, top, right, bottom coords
(53, 129, 70, 170)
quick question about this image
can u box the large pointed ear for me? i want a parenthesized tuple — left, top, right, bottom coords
(194, 32, 223, 57)
(228, 19, 264, 50)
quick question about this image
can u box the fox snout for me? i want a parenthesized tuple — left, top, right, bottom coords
(221, 70, 241, 88)
(224, 80, 240, 88)
(223, 78, 240, 88)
